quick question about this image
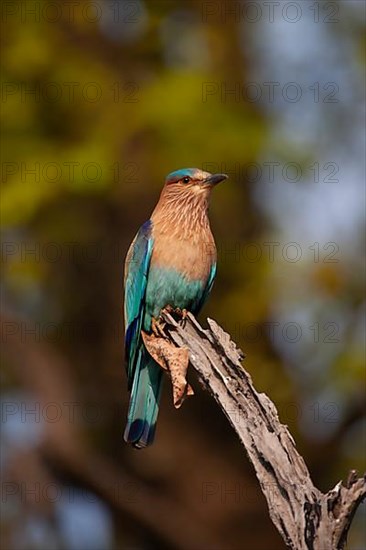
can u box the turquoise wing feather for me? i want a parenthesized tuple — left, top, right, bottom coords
(124, 220, 153, 388)
(196, 261, 216, 312)
(124, 219, 163, 448)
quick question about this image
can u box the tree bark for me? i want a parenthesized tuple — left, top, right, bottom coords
(161, 310, 366, 550)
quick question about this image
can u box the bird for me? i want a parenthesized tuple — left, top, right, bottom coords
(123, 168, 227, 448)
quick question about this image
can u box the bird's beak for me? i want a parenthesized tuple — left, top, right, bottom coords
(203, 173, 228, 186)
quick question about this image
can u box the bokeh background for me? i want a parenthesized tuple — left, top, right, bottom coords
(1, 1, 365, 548)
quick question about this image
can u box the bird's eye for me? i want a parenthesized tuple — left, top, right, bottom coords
(182, 176, 190, 184)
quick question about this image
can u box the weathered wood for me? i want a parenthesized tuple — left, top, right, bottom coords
(161, 311, 366, 550)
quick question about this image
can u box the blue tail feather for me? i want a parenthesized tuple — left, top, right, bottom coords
(124, 346, 163, 449)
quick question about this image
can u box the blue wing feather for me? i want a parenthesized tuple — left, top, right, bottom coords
(124, 220, 153, 388)
(124, 219, 163, 447)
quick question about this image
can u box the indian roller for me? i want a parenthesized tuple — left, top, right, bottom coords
(123, 168, 227, 448)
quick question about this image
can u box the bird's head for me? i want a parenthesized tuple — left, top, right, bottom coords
(153, 168, 228, 228)
(164, 168, 228, 196)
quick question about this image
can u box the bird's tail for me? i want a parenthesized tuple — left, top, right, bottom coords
(124, 346, 163, 449)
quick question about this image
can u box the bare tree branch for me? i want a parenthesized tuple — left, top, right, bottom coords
(161, 311, 366, 550)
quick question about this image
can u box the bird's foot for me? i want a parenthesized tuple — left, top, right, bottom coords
(141, 331, 194, 408)
(165, 306, 187, 318)
(151, 316, 167, 339)
(176, 308, 188, 328)
(164, 306, 188, 328)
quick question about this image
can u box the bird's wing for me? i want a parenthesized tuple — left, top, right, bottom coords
(124, 220, 153, 388)
(196, 261, 217, 312)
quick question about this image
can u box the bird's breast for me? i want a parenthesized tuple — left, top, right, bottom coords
(151, 226, 216, 281)
(143, 224, 216, 328)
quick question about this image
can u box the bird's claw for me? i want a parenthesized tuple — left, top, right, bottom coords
(151, 317, 167, 339)
(180, 308, 188, 328)
(164, 306, 188, 328)
(176, 308, 188, 328)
